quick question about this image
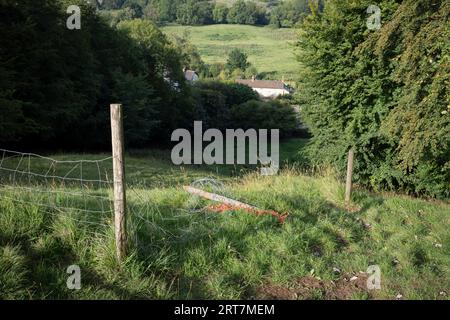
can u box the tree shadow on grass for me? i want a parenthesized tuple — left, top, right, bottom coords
(129, 191, 367, 298)
(0, 203, 152, 299)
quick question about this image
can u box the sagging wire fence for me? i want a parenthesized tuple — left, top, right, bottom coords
(0, 147, 231, 259)
(0, 146, 285, 257)
(1, 104, 291, 262)
(126, 177, 234, 254)
(0, 104, 229, 262)
(0, 148, 114, 235)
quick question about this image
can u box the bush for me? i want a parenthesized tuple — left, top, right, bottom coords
(227, 0, 267, 25)
(191, 81, 260, 130)
(226, 49, 250, 72)
(192, 88, 228, 130)
(296, 0, 449, 198)
(231, 100, 298, 137)
(212, 3, 228, 24)
(194, 81, 259, 107)
(176, 0, 213, 25)
(192, 82, 297, 136)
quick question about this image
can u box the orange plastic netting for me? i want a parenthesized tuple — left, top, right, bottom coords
(206, 203, 289, 224)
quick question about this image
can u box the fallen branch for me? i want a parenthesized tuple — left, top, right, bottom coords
(183, 186, 289, 224)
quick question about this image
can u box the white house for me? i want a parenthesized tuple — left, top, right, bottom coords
(184, 69, 199, 83)
(235, 77, 291, 99)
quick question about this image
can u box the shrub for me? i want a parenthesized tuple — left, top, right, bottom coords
(296, 0, 449, 198)
(231, 100, 298, 137)
(191, 81, 260, 130)
(194, 81, 260, 108)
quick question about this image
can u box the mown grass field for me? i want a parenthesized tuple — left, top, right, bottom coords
(162, 24, 299, 81)
(0, 139, 449, 299)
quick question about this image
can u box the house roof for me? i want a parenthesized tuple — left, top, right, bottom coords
(236, 79, 287, 90)
(184, 70, 198, 81)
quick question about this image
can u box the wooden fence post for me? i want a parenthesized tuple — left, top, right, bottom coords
(110, 104, 127, 262)
(345, 148, 354, 204)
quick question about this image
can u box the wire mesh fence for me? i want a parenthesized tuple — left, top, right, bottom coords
(0, 148, 233, 255)
(0, 148, 114, 232)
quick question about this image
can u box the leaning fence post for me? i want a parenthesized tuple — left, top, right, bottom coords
(110, 104, 127, 262)
(345, 148, 355, 204)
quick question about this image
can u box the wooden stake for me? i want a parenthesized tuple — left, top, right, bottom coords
(110, 104, 127, 262)
(183, 186, 257, 210)
(345, 148, 354, 204)
(183, 186, 289, 223)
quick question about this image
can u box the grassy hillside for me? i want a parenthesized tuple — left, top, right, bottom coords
(162, 24, 299, 81)
(1, 139, 449, 299)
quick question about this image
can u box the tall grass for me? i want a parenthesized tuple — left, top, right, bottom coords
(0, 142, 449, 299)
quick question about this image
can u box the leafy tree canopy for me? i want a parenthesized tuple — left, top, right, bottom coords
(296, 0, 449, 198)
(226, 49, 251, 72)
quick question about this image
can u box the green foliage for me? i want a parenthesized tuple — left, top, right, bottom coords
(195, 81, 259, 107)
(0, 1, 294, 149)
(184, 78, 297, 136)
(226, 0, 267, 25)
(191, 80, 260, 130)
(374, 1, 450, 196)
(0, 66, 33, 143)
(296, 0, 449, 198)
(208, 62, 227, 78)
(0, 1, 190, 148)
(212, 3, 229, 24)
(100, 0, 302, 27)
(116, 19, 195, 141)
(100, 7, 144, 26)
(244, 65, 259, 79)
(0, 246, 28, 299)
(112, 72, 159, 146)
(226, 48, 251, 72)
(192, 88, 228, 129)
(269, 0, 311, 27)
(0, 0, 101, 147)
(176, 0, 213, 25)
(231, 100, 298, 136)
(169, 30, 209, 76)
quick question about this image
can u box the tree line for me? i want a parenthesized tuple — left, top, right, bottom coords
(99, 0, 319, 27)
(296, 0, 449, 198)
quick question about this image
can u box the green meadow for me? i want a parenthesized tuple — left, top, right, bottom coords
(1, 139, 449, 299)
(162, 24, 299, 81)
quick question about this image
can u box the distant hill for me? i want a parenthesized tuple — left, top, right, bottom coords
(162, 24, 299, 81)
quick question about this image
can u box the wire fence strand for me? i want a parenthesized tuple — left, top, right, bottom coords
(0, 148, 114, 230)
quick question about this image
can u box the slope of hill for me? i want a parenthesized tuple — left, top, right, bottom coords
(162, 24, 299, 80)
(1, 140, 449, 299)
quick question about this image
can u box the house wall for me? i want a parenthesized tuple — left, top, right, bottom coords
(253, 88, 289, 99)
